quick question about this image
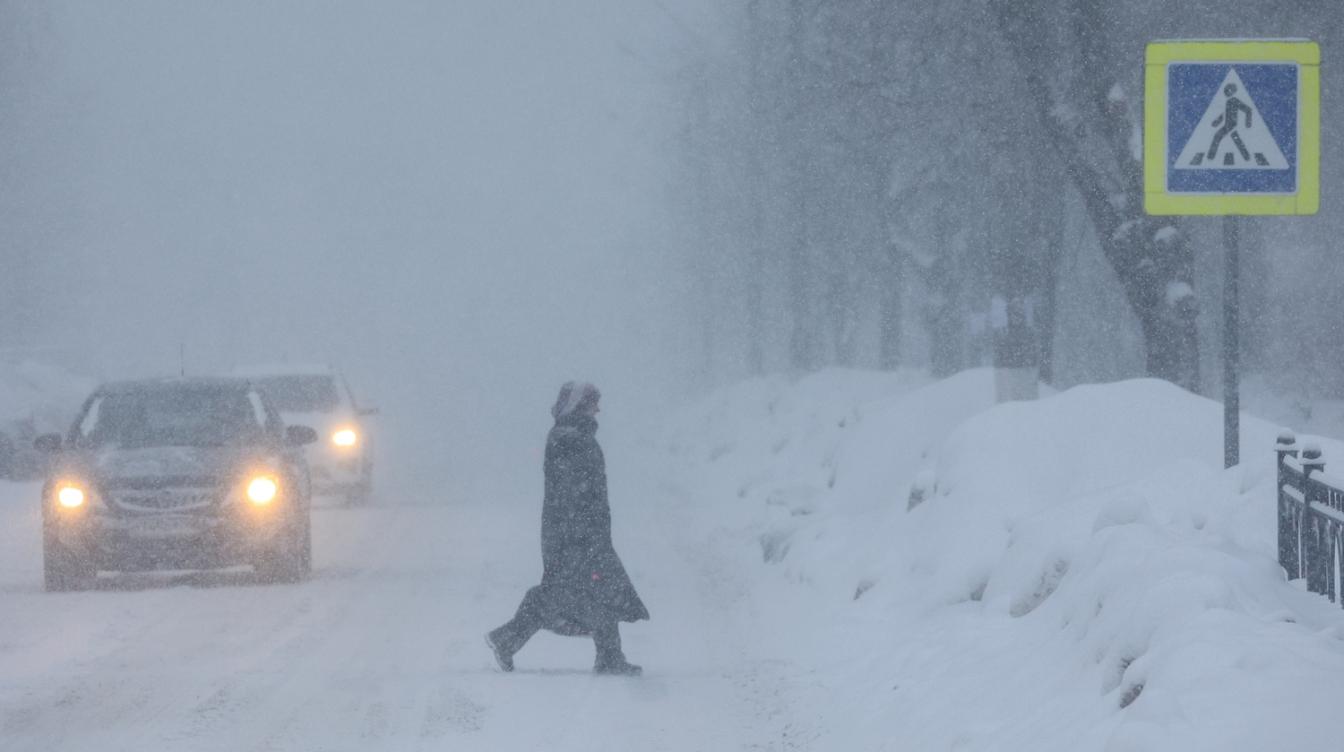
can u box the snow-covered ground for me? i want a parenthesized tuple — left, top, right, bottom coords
(667, 369, 1344, 750)
(3, 369, 1344, 750)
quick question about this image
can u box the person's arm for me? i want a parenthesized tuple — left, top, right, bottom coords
(547, 438, 595, 549)
(562, 442, 610, 549)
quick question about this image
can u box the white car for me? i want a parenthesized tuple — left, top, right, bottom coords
(0, 359, 94, 481)
(232, 366, 376, 504)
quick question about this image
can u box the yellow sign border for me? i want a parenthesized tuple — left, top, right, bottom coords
(1144, 40, 1319, 216)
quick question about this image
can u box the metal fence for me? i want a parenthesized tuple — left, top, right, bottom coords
(1276, 432, 1344, 607)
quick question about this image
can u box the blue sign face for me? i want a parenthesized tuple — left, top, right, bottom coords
(1167, 63, 1298, 194)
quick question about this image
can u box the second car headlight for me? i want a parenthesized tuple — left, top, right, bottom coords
(56, 483, 87, 509)
(246, 476, 279, 505)
(332, 428, 358, 448)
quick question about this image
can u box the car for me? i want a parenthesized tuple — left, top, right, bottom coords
(232, 365, 376, 505)
(0, 423, 14, 479)
(0, 359, 93, 481)
(34, 377, 318, 591)
(0, 416, 41, 480)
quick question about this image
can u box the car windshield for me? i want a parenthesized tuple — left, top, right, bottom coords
(251, 375, 340, 413)
(79, 387, 264, 449)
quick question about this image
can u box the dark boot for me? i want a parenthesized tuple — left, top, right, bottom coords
(485, 627, 515, 672)
(594, 658, 643, 676)
(592, 621, 641, 676)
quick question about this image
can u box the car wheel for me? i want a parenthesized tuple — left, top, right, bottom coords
(255, 513, 311, 584)
(0, 433, 14, 481)
(298, 512, 313, 572)
(43, 524, 95, 592)
(344, 478, 372, 506)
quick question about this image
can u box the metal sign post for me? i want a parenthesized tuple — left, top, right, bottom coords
(1222, 215, 1239, 467)
(1145, 39, 1320, 468)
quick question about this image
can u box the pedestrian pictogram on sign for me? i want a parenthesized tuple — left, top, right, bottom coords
(1175, 68, 1288, 169)
(1144, 40, 1319, 216)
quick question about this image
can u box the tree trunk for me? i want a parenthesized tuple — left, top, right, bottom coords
(745, 242, 766, 376)
(785, 0, 816, 372)
(992, 0, 1200, 391)
(787, 214, 814, 371)
(877, 244, 903, 370)
(1035, 149, 1066, 385)
(743, 0, 767, 376)
(926, 216, 963, 378)
(828, 238, 862, 367)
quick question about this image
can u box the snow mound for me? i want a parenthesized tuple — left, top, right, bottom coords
(667, 368, 933, 519)
(674, 371, 1344, 750)
(901, 379, 1289, 605)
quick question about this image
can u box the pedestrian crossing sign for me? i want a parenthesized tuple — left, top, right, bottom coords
(1145, 40, 1319, 215)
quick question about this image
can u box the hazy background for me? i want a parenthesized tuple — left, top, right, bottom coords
(6, 1, 1338, 501)
(669, 1, 1344, 410)
(0, 1, 713, 499)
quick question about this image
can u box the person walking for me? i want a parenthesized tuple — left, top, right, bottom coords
(486, 381, 648, 675)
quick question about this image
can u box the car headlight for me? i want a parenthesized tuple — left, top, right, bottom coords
(246, 476, 279, 505)
(332, 428, 358, 448)
(56, 483, 87, 509)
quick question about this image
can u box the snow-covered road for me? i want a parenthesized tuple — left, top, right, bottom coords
(0, 449, 810, 751)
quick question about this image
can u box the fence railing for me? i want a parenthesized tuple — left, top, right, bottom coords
(1277, 432, 1344, 607)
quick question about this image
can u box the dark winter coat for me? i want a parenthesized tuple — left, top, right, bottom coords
(525, 414, 648, 634)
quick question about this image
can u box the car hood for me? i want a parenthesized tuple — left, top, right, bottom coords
(89, 446, 256, 487)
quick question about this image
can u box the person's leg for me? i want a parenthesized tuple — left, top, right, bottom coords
(1230, 130, 1251, 161)
(487, 588, 546, 670)
(1207, 126, 1230, 160)
(593, 621, 641, 675)
(592, 621, 623, 665)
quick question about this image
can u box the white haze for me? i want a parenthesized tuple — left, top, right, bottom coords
(5, 1, 706, 499)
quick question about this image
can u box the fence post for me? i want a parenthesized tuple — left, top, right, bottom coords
(1301, 444, 1326, 596)
(1276, 431, 1300, 578)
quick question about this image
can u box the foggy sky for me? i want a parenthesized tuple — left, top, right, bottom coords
(5, 1, 710, 497)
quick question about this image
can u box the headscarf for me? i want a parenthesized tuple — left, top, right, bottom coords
(551, 381, 601, 421)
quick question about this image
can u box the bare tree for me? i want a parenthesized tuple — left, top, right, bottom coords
(992, 0, 1200, 390)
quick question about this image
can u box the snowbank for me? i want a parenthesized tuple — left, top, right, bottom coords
(671, 370, 1344, 750)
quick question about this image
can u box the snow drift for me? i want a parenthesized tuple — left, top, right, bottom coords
(670, 370, 1344, 750)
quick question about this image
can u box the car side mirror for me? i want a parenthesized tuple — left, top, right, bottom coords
(357, 407, 379, 417)
(34, 434, 63, 453)
(286, 425, 319, 447)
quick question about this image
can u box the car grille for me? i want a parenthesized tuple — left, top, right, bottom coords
(112, 488, 217, 512)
